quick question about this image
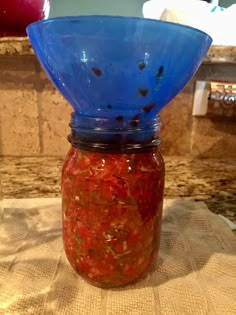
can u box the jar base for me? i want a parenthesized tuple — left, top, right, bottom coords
(69, 249, 159, 289)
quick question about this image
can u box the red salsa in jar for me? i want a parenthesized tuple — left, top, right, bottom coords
(62, 146, 164, 288)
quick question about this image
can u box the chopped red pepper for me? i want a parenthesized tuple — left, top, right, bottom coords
(62, 147, 164, 287)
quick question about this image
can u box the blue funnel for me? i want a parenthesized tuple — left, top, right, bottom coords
(27, 16, 212, 123)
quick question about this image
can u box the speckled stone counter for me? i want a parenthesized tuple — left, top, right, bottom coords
(0, 157, 235, 223)
(0, 37, 236, 64)
(204, 45, 236, 64)
(0, 37, 33, 56)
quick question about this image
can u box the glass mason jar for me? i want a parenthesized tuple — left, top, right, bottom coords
(62, 113, 165, 288)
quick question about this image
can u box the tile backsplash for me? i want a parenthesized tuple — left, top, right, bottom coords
(0, 55, 235, 158)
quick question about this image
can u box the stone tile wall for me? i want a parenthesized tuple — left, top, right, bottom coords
(0, 55, 235, 157)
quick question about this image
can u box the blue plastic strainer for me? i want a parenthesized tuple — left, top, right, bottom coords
(27, 16, 212, 127)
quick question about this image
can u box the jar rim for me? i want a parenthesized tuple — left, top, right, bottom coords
(68, 135, 161, 153)
(70, 112, 161, 131)
(69, 112, 161, 153)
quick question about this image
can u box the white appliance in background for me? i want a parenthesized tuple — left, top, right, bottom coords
(142, 0, 236, 46)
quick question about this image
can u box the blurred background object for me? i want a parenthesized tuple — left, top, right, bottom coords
(48, 0, 235, 18)
(143, 0, 236, 46)
(1, 0, 234, 37)
(49, 0, 145, 18)
(0, 0, 51, 37)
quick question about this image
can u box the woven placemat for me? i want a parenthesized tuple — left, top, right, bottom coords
(0, 198, 235, 315)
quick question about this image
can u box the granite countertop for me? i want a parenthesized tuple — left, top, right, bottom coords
(0, 37, 236, 64)
(0, 157, 235, 224)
